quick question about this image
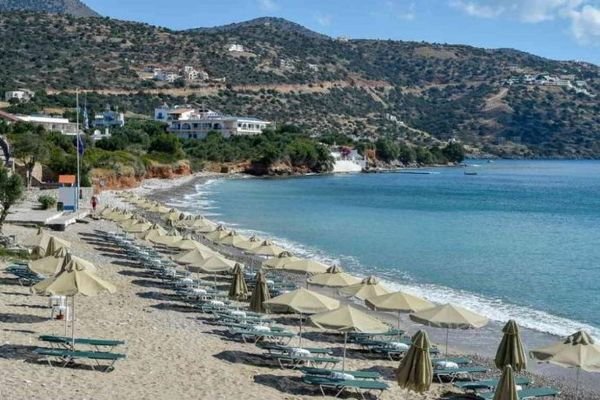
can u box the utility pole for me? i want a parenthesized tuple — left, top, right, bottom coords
(76, 89, 80, 211)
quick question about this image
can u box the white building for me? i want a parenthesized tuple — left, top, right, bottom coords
(183, 66, 209, 81)
(5, 89, 34, 102)
(153, 69, 181, 83)
(16, 115, 78, 135)
(228, 44, 245, 52)
(93, 107, 125, 129)
(154, 105, 271, 139)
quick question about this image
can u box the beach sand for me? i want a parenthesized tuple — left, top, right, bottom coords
(0, 174, 597, 400)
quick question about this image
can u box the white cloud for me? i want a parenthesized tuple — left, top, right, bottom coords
(316, 13, 332, 27)
(449, 0, 504, 18)
(258, 0, 278, 12)
(450, 0, 600, 45)
(385, 0, 417, 20)
(569, 4, 600, 43)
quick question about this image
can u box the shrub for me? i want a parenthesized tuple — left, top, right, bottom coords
(38, 194, 57, 210)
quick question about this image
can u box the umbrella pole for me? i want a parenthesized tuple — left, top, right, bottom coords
(575, 367, 580, 400)
(64, 297, 68, 336)
(397, 312, 401, 339)
(299, 313, 303, 347)
(445, 328, 449, 359)
(342, 332, 348, 373)
(71, 296, 75, 350)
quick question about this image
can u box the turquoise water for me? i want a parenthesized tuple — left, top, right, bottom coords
(179, 161, 600, 337)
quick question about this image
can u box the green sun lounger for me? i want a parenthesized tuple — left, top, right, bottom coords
(275, 354, 340, 369)
(432, 357, 472, 365)
(478, 387, 560, 400)
(455, 376, 532, 392)
(33, 348, 126, 371)
(229, 328, 296, 344)
(303, 374, 389, 399)
(258, 343, 333, 355)
(434, 366, 488, 383)
(300, 367, 382, 380)
(39, 335, 125, 351)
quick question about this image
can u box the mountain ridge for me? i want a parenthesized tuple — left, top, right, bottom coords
(0, 0, 99, 17)
(0, 11, 598, 158)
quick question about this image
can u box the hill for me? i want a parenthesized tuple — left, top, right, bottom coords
(189, 17, 329, 40)
(0, 12, 598, 158)
(0, 0, 99, 17)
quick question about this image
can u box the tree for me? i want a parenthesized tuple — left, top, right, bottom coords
(12, 133, 49, 188)
(0, 168, 24, 232)
(442, 142, 466, 163)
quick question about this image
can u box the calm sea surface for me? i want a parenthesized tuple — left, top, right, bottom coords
(175, 160, 600, 338)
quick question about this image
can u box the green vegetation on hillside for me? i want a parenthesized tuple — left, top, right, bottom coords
(0, 13, 598, 158)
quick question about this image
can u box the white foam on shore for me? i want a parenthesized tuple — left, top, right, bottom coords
(174, 176, 600, 340)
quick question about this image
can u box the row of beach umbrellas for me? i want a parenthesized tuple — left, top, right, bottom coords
(115, 194, 600, 397)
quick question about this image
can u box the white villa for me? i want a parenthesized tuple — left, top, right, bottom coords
(93, 107, 125, 129)
(17, 115, 79, 135)
(154, 105, 272, 139)
(228, 44, 245, 52)
(4, 89, 34, 102)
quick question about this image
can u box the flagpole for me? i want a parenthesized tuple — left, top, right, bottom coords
(76, 89, 80, 211)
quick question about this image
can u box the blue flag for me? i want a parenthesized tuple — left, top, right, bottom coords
(77, 135, 85, 156)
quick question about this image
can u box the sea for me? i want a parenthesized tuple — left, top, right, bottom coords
(162, 160, 600, 386)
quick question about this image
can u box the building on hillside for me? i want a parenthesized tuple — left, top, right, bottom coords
(228, 44, 245, 52)
(183, 66, 209, 81)
(16, 115, 79, 135)
(154, 104, 271, 139)
(92, 106, 125, 129)
(153, 68, 181, 83)
(4, 89, 35, 103)
(330, 146, 366, 173)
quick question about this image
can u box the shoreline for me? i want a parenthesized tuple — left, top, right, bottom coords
(138, 171, 600, 396)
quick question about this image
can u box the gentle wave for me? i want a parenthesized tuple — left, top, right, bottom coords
(176, 178, 600, 339)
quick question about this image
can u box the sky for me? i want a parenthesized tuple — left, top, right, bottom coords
(85, 0, 600, 64)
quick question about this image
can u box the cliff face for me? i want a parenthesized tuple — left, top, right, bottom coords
(91, 161, 192, 191)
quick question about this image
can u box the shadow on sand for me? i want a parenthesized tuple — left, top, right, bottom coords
(0, 313, 48, 324)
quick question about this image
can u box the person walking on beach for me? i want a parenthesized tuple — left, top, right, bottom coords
(91, 195, 98, 213)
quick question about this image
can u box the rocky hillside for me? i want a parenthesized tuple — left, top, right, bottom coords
(0, 0, 99, 17)
(0, 13, 599, 158)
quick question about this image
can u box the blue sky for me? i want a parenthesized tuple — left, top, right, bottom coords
(86, 0, 600, 64)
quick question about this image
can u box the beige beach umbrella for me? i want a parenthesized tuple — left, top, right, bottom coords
(530, 330, 600, 400)
(282, 259, 330, 275)
(265, 288, 340, 346)
(366, 291, 434, 332)
(193, 222, 218, 233)
(150, 229, 182, 246)
(307, 265, 361, 288)
(148, 204, 170, 214)
(118, 217, 138, 229)
(138, 224, 167, 241)
(125, 221, 152, 234)
(219, 231, 250, 247)
(32, 259, 116, 349)
(174, 248, 216, 265)
(110, 211, 133, 222)
(495, 320, 527, 372)
(396, 330, 434, 393)
(42, 236, 71, 257)
(29, 249, 96, 277)
(310, 305, 389, 371)
(234, 235, 263, 251)
(172, 239, 209, 251)
(262, 251, 299, 270)
(249, 271, 271, 313)
(410, 303, 489, 356)
(493, 365, 519, 400)
(177, 214, 195, 226)
(165, 210, 184, 222)
(228, 264, 248, 300)
(196, 255, 236, 273)
(339, 275, 390, 300)
(249, 240, 286, 257)
(204, 226, 231, 242)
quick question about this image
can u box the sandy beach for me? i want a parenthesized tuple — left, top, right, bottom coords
(0, 174, 597, 400)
